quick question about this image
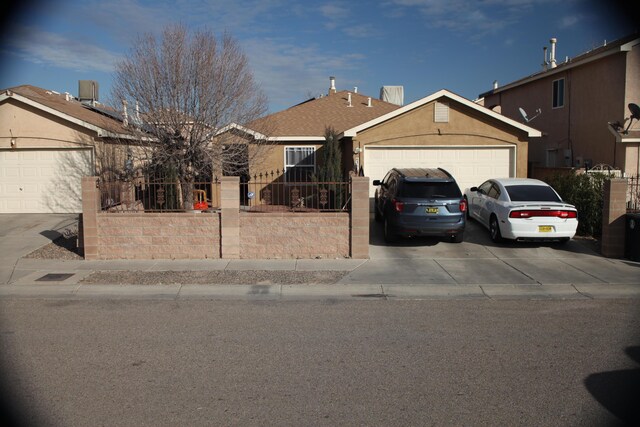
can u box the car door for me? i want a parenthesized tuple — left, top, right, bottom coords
(482, 183, 502, 225)
(375, 171, 396, 216)
(471, 181, 493, 226)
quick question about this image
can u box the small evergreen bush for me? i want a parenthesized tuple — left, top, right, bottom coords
(545, 172, 608, 237)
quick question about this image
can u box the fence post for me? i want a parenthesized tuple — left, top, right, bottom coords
(81, 176, 99, 260)
(220, 176, 240, 259)
(350, 176, 370, 259)
(601, 178, 627, 258)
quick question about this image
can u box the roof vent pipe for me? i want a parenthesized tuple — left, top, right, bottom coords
(549, 38, 557, 68)
(367, 97, 372, 107)
(493, 80, 498, 90)
(122, 99, 128, 127)
(542, 46, 548, 71)
(135, 100, 140, 120)
(347, 92, 352, 107)
(329, 76, 336, 94)
(354, 86, 358, 93)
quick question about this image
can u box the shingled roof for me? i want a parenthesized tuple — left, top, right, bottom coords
(246, 90, 401, 138)
(2, 85, 134, 137)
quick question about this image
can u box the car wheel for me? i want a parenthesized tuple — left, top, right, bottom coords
(451, 232, 464, 243)
(489, 215, 503, 243)
(384, 218, 397, 243)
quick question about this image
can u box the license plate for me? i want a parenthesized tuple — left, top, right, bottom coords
(538, 226, 553, 232)
(426, 207, 439, 214)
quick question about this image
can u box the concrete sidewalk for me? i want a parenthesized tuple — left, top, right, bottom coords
(2, 255, 640, 301)
(1, 213, 639, 301)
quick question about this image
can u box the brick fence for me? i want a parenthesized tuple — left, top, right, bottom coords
(80, 176, 369, 260)
(601, 178, 627, 258)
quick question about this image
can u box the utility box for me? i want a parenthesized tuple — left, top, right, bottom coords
(625, 213, 640, 261)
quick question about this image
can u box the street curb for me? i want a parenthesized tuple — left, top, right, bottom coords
(2, 282, 639, 301)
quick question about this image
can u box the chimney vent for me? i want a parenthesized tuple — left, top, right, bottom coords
(329, 76, 336, 94)
(367, 97, 372, 107)
(122, 99, 129, 127)
(493, 80, 498, 90)
(347, 92, 352, 107)
(549, 38, 557, 68)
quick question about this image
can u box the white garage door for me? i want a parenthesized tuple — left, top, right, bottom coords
(0, 149, 94, 213)
(364, 146, 514, 197)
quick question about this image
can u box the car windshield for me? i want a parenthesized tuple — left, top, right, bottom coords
(505, 185, 561, 202)
(399, 181, 461, 198)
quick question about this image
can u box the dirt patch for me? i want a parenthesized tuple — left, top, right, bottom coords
(79, 270, 348, 285)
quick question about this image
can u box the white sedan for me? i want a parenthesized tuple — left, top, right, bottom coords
(464, 178, 578, 243)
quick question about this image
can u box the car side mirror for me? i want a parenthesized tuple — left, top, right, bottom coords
(373, 180, 382, 186)
(470, 186, 478, 192)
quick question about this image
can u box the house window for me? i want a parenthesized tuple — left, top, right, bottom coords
(285, 146, 316, 181)
(434, 101, 449, 122)
(552, 78, 564, 109)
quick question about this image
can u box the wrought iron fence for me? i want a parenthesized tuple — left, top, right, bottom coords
(628, 175, 640, 212)
(99, 178, 220, 212)
(243, 170, 350, 212)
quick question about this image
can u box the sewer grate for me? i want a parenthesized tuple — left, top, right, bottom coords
(36, 273, 75, 282)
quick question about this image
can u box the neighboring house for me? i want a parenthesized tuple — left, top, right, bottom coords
(478, 33, 640, 177)
(223, 78, 541, 198)
(0, 84, 137, 213)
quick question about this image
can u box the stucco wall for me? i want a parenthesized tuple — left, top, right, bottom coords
(239, 212, 350, 259)
(0, 100, 96, 150)
(353, 100, 529, 177)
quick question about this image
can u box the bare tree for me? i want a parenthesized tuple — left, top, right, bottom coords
(111, 24, 269, 207)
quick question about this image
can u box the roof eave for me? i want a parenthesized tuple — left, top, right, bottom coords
(484, 37, 640, 97)
(2, 91, 134, 139)
(343, 89, 542, 138)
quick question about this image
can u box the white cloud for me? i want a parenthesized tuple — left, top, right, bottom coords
(243, 37, 367, 111)
(6, 26, 120, 73)
(559, 14, 581, 29)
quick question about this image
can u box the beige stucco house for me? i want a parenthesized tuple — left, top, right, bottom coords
(225, 80, 541, 198)
(479, 33, 640, 177)
(0, 84, 138, 213)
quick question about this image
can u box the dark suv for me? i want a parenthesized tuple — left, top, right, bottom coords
(373, 168, 466, 243)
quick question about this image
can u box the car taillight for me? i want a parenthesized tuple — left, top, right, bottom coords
(459, 199, 467, 212)
(392, 199, 404, 213)
(509, 210, 577, 219)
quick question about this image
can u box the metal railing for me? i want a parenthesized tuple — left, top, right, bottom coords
(100, 178, 220, 212)
(242, 170, 350, 212)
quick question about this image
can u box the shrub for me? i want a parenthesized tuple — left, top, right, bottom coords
(545, 172, 607, 237)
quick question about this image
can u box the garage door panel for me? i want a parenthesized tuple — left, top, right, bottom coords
(0, 149, 93, 213)
(364, 146, 513, 197)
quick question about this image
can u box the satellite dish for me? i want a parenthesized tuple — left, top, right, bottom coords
(623, 103, 640, 133)
(518, 107, 541, 123)
(518, 107, 529, 122)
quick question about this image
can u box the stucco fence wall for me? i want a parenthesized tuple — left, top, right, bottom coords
(80, 176, 369, 260)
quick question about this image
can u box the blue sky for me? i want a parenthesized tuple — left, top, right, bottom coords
(0, 0, 636, 113)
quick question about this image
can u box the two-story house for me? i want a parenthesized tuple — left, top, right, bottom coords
(479, 33, 640, 177)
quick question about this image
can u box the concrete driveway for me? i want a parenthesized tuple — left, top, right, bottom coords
(356, 215, 640, 287)
(0, 213, 78, 284)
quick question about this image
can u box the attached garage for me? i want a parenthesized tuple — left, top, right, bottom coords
(364, 145, 515, 196)
(342, 89, 541, 201)
(0, 149, 94, 213)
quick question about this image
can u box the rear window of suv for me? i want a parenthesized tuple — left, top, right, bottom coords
(505, 185, 561, 202)
(399, 181, 462, 198)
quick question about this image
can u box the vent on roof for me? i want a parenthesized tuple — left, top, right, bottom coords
(380, 86, 404, 106)
(78, 80, 99, 103)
